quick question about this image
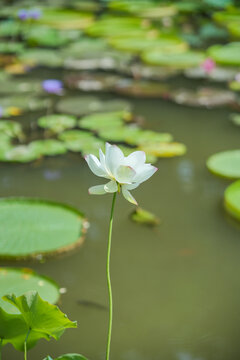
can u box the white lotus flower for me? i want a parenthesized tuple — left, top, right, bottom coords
(85, 143, 157, 205)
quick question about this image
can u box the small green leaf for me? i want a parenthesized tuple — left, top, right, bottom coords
(130, 207, 160, 226)
(3, 291, 77, 348)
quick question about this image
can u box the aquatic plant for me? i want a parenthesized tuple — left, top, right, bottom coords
(0, 291, 76, 360)
(42, 80, 63, 95)
(85, 143, 157, 360)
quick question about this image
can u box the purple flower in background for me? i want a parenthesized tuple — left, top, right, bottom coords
(18, 9, 29, 21)
(0, 106, 3, 118)
(28, 8, 42, 20)
(42, 79, 63, 95)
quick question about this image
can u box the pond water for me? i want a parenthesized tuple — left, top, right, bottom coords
(1, 85, 240, 360)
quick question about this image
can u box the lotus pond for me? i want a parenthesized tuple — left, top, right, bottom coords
(0, 1, 240, 360)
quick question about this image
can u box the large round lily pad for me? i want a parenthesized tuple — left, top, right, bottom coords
(110, 36, 187, 54)
(0, 198, 87, 259)
(38, 114, 77, 134)
(224, 180, 240, 221)
(142, 50, 205, 68)
(207, 150, 240, 179)
(208, 43, 240, 66)
(39, 9, 94, 30)
(56, 96, 131, 116)
(0, 267, 60, 314)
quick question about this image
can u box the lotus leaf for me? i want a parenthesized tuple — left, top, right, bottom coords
(38, 114, 77, 134)
(3, 291, 76, 351)
(0, 78, 42, 94)
(208, 43, 240, 65)
(25, 26, 81, 48)
(207, 150, 240, 179)
(0, 20, 21, 37)
(56, 96, 131, 116)
(79, 112, 124, 131)
(142, 50, 205, 68)
(0, 198, 87, 259)
(0, 268, 60, 314)
(86, 16, 152, 38)
(59, 130, 104, 153)
(4, 145, 40, 163)
(0, 42, 24, 54)
(39, 9, 94, 30)
(0, 120, 23, 140)
(131, 207, 160, 226)
(110, 36, 188, 54)
(0, 95, 50, 114)
(30, 140, 67, 156)
(19, 49, 63, 67)
(139, 142, 187, 157)
(224, 180, 240, 221)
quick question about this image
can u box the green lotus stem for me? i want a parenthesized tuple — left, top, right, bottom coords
(106, 192, 117, 360)
(0, 338, 2, 360)
(24, 328, 31, 360)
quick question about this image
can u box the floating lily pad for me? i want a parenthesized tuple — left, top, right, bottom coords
(130, 207, 160, 226)
(30, 140, 67, 156)
(230, 113, 240, 126)
(4, 145, 40, 163)
(207, 150, 240, 179)
(25, 26, 81, 48)
(59, 130, 104, 154)
(139, 142, 187, 157)
(79, 112, 125, 131)
(38, 115, 77, 134)
(208, 43, 240, 66)
(0, 20, 21, 37)
(0, 198, 87, 259)
(19, 49, 63, 67)
(127, 129, 173, 146)
(86, 16, 152, 38)
(224, 180, 240, 221)
(142, 50, 205, 68)
(39, 9, 94, 30)
(62, 38, 109, 57)
(110, 36, 187, 54)
(56, 96, 131, 116)
(0, 120, 24, 140)
(108, 0, 177, 18)
(171, 87, 236, 107)
(0, 42, 24, 55)
(0, 96, 49, 116)
(0, 79, 42, 95)
(0, 268, 60, 314)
